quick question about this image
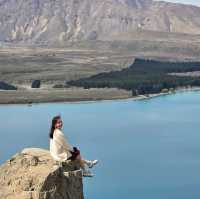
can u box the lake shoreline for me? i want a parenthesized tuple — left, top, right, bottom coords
(0, 86, 200, 105)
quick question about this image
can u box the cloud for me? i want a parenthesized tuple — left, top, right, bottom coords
(154, 0, 200, 7)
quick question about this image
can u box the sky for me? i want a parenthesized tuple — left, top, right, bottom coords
(156, 0, 200, 7)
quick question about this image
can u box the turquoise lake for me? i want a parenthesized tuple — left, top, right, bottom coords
(1, 91, 200, 198)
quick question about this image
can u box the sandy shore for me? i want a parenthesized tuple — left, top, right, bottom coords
(0, 87, 200, 105)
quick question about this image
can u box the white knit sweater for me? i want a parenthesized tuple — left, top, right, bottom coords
(50, 128, 73, 161)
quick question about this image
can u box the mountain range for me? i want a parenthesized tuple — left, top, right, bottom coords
(0, 0, 200, 44)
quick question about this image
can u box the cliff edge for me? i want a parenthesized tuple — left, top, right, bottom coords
(0, 148, 84, 199)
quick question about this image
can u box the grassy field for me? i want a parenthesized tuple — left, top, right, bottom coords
(0, 36, 200, 104)
(0, 46, 134, 86)
(0, 88, 132, 104)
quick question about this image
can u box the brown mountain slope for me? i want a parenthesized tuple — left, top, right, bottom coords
(0, 0, 200, 44)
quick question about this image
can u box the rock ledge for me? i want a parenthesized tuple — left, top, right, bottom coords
(0, 148, 84, 199)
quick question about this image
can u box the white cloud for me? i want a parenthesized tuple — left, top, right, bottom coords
(154, 0, 200, 7)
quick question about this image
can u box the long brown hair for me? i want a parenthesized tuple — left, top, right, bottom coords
(49, 115, 61, 139)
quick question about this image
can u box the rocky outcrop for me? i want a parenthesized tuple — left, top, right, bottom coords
(0, 0, 200, 44)
(0, 148, 84, 199)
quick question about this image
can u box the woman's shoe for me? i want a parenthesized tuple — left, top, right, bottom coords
(88, 160, 99, 168)
(83, 170, 94, 177)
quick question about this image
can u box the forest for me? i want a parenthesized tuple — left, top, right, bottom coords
(67, 59, 200, 95)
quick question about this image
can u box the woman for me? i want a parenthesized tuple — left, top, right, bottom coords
(49, 115, 98, 177)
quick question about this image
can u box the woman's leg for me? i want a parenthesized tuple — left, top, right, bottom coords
(76, 154, 98, 170)
(75, 154, 93, 177)
(72, 147, 98, 167)
(75, 154, 87, 167)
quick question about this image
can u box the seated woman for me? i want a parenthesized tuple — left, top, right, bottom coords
(49, 115, 98, 177)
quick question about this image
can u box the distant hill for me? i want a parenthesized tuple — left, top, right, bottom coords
(0, 0, 200, 44)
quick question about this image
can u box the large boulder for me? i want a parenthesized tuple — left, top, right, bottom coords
(0, 148, 84, 199)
